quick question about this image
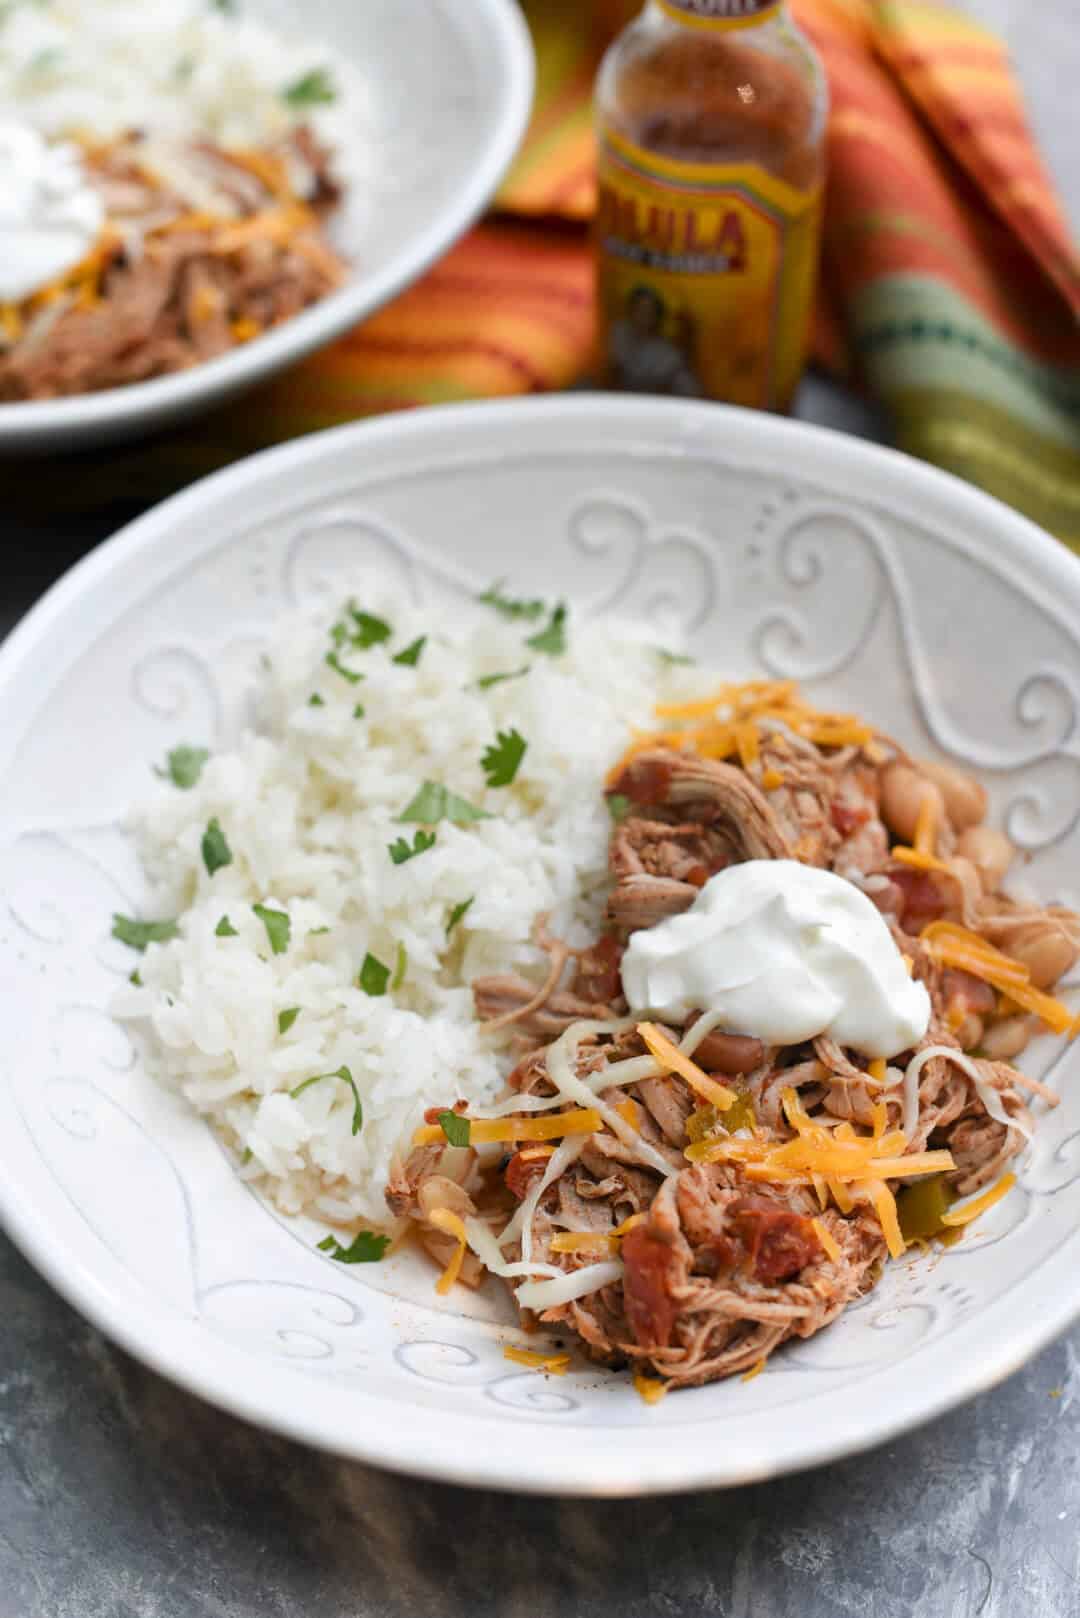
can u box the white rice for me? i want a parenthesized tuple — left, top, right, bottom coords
(113, 582, 697, 1226)
(0, 0, 373, 186)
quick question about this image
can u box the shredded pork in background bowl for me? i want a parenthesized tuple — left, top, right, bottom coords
(0, 0, 367, 400)
(0, 126, 346, 400)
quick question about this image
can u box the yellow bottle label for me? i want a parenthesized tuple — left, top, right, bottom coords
(595, 121, 821, 410)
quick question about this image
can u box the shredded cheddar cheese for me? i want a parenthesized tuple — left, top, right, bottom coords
(225, 146, 293, 201)
(427, 1207, 467, 1295)
(865, 1179, 905, 1259)
(608, 679, 881, 787)
(921, 921, 1077, 1035)
(189, 281, 222, 325)
(412, 1107, 603, 1147)
(637, 1022, 737, 1110)
(633, 1369, 669, 1404)
(867, 1058, 887, 1083)
(891, 845, 951, 874)
(940, 1172, 1016, 1227)
(549, 1231, 615, 1255)
(698, 1085, 952, 1252)
(812, 1217, 842, 1264)
(213, 202, 316, 253)
(151, 209, 223, 236)
(550, 1212, 649, 1256)
(920, 922, 1028, 985)
(735, 720, 760, 771)
(913, 790, 938, 856)
(503, 1346, 571, 1375)
(781, 1086, 816, 1136)
(828, 1178, 855, 1214)
(793, 715, 875, 747)
(616, 1098, 642, 1129)
(741, 1357, 767, 1383)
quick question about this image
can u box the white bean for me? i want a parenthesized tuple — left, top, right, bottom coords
(918, 758, 988, 831)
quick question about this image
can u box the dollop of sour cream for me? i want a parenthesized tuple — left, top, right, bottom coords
(0, 122, 105, 303)
(622, 859, 931, 1060)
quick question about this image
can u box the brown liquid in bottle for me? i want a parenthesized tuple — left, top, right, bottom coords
(595, 0, 826, 411)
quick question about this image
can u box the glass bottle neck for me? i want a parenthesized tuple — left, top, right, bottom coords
(652, 0, 787, 31)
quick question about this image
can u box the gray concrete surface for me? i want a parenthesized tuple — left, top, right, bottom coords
(2, 2, 1079, 1613)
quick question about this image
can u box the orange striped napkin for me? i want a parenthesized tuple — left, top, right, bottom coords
(21, 0, 1080, 544)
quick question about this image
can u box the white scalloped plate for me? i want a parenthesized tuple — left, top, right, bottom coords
(3, 396, 1080, 1496)
(0, 0, 533, 452)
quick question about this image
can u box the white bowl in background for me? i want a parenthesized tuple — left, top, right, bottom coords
(2, 396, 1079, 1494)
(0, 0, 533, 452)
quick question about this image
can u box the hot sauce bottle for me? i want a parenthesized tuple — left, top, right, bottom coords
(594, 0, 827, 411)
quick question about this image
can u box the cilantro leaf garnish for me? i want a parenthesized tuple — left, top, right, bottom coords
(112, 914, 179, 951)
(215, 915, 238, 937)
(291, 1064, 363, 1134)
(353, 703, 365, 719)
(445, 896, 474, 938)
(317, 1230, 390, 1264)
(398, 781, 492, 825)
(201, 817, 233, 877)
(391, 942, 407, 991)
(156, 744, 209, 789)
(129, 969, 142, 986)
(475, 666, 529, 691)
(282, 66, 336, 106)
(278, 1007, 300, 1034)
(358, 952, 390, 996)
(309, 693, 325, 707)
(325, 650, 363, 685)
(253, 903, 291, 955)
(657, 648, 694, 667)
(388, 829, 436, 865)
(481, 727, 527, 788)
(477, 582, 546, 621)
(525, 602, 568, 657)
(606, 794, 631, 823)
(392, 636, 426, 668)
(347, 606, 392, 648)
(437, 1110, 471, 1147)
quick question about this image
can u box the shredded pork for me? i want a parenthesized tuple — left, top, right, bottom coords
(387, 685, 1077, 1392)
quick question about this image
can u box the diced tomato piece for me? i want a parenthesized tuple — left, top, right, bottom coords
(504, 1150, 549, 1201)
(571, 933, 624, 1004)
(942, 968, 997, 1017)
(732, 1198, 821, 1284)
(611, 755, 675, 807)
(831, 799, 871, 836)
(621, 1225, 680, 1349)
(890, 865, 948, 931)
